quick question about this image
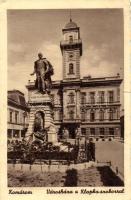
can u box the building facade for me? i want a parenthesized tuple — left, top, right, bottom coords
(8, 90, 29, 141)
(27, 18, 123, 140)
(51, 19, 122, 139)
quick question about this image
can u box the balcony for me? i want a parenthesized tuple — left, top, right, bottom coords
(63, 118, 81, 123)
(8, 122, 29, 128)
(80, 101, 121, 106)
(60, 39, 82, 55)
(60, 39, 82, 46)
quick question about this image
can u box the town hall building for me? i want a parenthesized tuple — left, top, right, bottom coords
(27, 18, 123, 140)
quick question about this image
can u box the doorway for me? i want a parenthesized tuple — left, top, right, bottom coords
(68, 124, 78, 139)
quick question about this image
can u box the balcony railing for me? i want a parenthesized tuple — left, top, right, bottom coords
(8, 122, 29, 128)
(80, 101, 120, 105)
(60, 39, 82, 46)
(61, 118, 120, 123)
(63, 118, 81, 123)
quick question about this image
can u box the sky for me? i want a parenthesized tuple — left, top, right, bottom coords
(7, 9, 124, 98)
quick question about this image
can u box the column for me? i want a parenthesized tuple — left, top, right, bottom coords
(63, 89, 67, 120)
(76, 89, 80, 120)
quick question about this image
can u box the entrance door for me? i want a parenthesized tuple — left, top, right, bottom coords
(68, 124, 77, 139)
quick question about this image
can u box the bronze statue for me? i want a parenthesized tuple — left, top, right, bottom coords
(31, 52, 54, 94)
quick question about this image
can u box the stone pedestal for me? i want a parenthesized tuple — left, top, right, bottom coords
(26, 84, 57, 143)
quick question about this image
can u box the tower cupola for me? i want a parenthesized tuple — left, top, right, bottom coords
(60, 18, 82, 80)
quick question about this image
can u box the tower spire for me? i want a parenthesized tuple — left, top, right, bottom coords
(70, 10, 72, 22)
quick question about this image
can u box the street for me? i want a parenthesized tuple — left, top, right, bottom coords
(95, 140, 124, 175)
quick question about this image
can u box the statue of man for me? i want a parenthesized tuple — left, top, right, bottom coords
(30, 52, 54, 94)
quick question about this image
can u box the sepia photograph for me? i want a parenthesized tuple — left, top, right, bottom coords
(7, 8, 124, 187)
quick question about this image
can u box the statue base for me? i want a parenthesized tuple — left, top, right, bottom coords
(26, 86, 57, 144)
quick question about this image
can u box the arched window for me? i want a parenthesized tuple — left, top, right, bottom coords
(81, 111, 86, 121)
(68, 92, 75, 104)
(99, 109, 104, 121)
(69, 110, 74, 120)
(69, 35, 73, 43)
(69, 63, 74, 74)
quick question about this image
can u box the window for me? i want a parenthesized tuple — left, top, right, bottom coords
(68, 92, 75, 104)
(81, 111, 86, 121)
(15, 111, 18, 124)
(109, 128, 114, 136)
(90, 110, 95, 122)
(117, 108, 120, 119)
(9, 111, 13, 123)
(108, 91, 114, 103)
(23, 111, 27, 124)
(117, 88, 120, 102)
(69, 110, 74, 120)
(109, 109, 113, 121)
(99, 109, 104, 121)
(90, 128, 95, 135)
(8, 129, 12, 138)
(69, 35, 73, 43)
(99, 91, 104, 103)
(100, 128, 105, 136)
(81, 128, 86, 136)
(13, 130, 19, 138)
(81, 92, 86, 104)
(90, 92, 95, 104)
(69, 63, 74, 74)
(21, 130, 25, 138)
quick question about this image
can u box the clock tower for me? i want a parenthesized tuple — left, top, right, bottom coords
(60, 18, 82, 80)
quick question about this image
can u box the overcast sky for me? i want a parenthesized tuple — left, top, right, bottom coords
(7, 9, 124, 97)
